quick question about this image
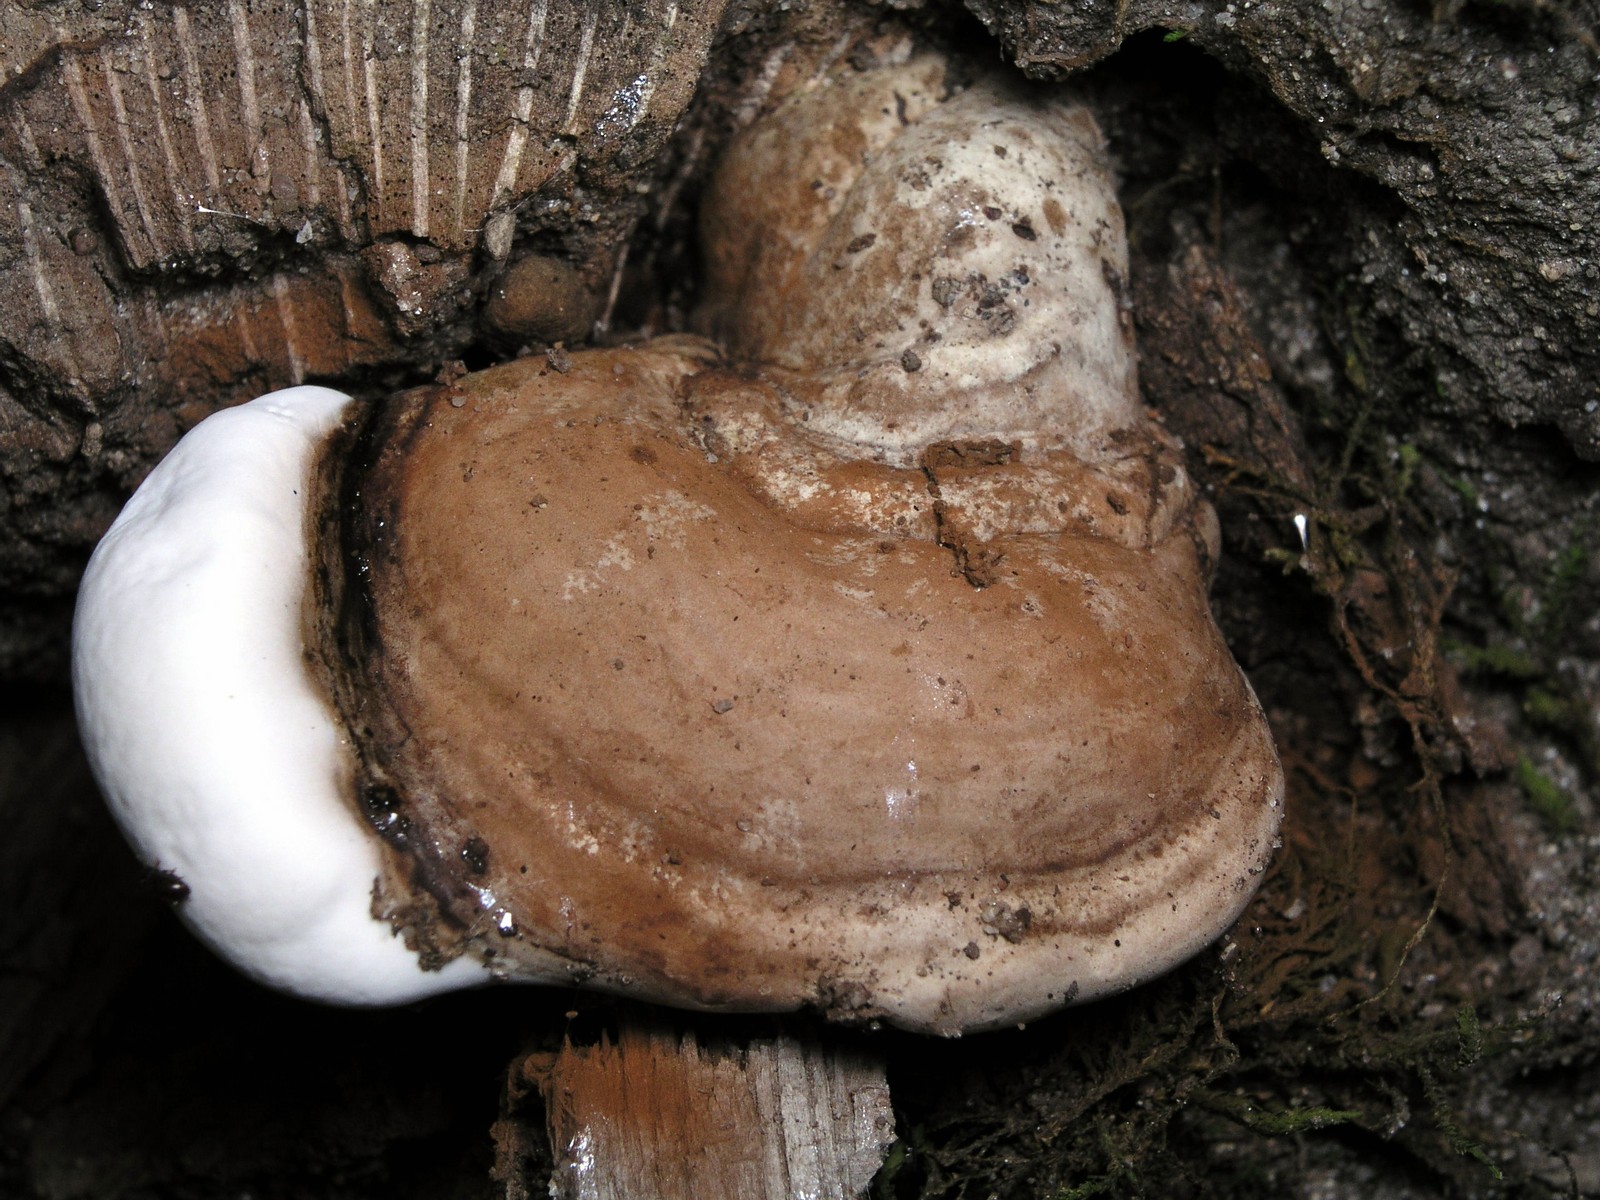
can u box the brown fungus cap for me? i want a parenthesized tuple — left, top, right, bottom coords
(313, 55, 1283, 1035)
(696, 56, 1140, 461)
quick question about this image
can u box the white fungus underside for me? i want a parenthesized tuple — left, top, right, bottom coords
(72, 388, 487, 1004)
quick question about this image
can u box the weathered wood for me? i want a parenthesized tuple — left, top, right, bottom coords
(523, 1019, 894, 1200)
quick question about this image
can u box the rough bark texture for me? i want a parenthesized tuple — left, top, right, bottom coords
(973, 0, 1600, 450)
(3, 0, 1598, 1197)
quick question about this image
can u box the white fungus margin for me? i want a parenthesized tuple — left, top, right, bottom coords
(72, 388, 489, 1004)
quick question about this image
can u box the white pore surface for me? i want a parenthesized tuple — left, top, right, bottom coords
(72, 388, 488, 1005)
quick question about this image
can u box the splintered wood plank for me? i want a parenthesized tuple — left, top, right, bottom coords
(526, 1019, 894, 1200)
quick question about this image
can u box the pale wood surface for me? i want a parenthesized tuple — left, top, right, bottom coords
(525, 1020, 894, 1200)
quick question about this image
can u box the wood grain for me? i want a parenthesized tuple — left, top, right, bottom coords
(525, 1020, 894, 1200)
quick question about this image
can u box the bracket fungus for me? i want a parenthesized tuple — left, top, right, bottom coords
(73, 54, 1282, 1036)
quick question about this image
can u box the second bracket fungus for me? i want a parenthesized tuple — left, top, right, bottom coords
(75, 53, 1282, 1035)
